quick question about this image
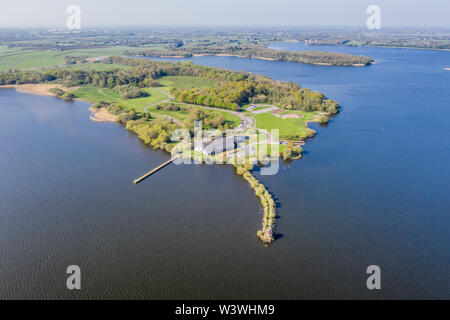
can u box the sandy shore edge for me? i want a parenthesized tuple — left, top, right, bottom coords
(0, 83, 118, 123)
(0, 83, 65, 96)
(89, 107, 118, 122)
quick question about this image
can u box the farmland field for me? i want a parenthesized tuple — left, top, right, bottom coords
(71, 86, 168, 111)
(0, 46, 138, 71)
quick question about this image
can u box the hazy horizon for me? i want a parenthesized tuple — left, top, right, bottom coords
(0, 0, 449, 28)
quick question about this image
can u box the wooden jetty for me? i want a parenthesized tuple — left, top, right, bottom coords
(133, 156, 179, 184)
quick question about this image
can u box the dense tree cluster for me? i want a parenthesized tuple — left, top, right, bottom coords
(154, 103, 233, 131)
(125, 118, 176, 152)
(108, 57, 340, 112)
(184, 107, 231, 131)
(0, 57, 340, 113)
(171, 80, 339, 113)
(0, 67, 160, 88)
(91, 101, 175, 151)
(170, 81, 255, 111)
(114, 85, 148, 99)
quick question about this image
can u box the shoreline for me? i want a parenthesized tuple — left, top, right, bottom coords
(0, 84, 119, 123)
(89, 107, 119, 122)
(0, 82, 325, 246)
(0, 83, 65, 96)
(193, 53, 277, 61)
(296, 41, 450, 52)
(150, 53, 371, 66)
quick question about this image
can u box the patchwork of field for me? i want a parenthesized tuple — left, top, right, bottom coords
(0, 43, 314, 136)
(0, 46, 136, 71)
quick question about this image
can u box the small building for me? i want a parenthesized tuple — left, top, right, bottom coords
(195, 135, 248, 156)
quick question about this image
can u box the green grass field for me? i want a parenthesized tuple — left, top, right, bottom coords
(71, 86, 168, 111)
(158, 76, 218, 88)
(144, 106, 191, 122)
(253, 106, 272, 111)
(70, 85, 240, 127)
(219, 111, 241, 127)
(253, 111, 318, 138)
(0, 46, 137, 72)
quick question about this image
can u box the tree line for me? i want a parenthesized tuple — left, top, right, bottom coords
(126, 45, 374, 66)
(0, 56, 340, 113)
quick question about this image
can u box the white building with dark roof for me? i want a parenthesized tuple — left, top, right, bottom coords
(195, 135, 248, 156)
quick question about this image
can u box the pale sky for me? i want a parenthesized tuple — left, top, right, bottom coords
(0, 0, 449, 28)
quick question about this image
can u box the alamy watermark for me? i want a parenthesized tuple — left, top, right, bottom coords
(67, 5, 81, 31)
(169, 121, 280, 176)
(366, 265, 381, 290)
(66, 265, 81, 290)
(366, 5, 381, 30)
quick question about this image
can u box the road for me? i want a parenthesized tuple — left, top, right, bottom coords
(142, 89, 183, 126)
(142, 89, 255, 129)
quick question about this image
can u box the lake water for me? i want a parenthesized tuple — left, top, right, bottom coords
(1, 43, 449, 299)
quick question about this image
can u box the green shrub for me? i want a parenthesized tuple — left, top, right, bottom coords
(49, 87, 65, 97)
(318, 114, 329, 124)
(61, 92, 75, 101)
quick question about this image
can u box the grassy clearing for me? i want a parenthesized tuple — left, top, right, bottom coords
(168, 102, 241, 127)
(70, 85, 240, 127)
(158, 76, 218, 88)
(253, 111, 318, 138)
(144, 106, 191, 122)
(220, 111, 241, 127)
(253, 106, 272, 112)
(71, 86, 168, 112)
(256, 142, 286, 156)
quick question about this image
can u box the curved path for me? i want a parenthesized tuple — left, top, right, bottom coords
(142, 88, 255, 129)
(142, 89, 183, 126)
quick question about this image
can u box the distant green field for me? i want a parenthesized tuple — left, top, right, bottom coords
(71, 86, 168, 111)
(0, 46, 136, 72)
(253, 111, 317, 138)
(158, 76, 218, 88)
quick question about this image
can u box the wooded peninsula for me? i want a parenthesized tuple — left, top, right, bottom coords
(0, 55, 340, 244)
(126, 45, 374, 66)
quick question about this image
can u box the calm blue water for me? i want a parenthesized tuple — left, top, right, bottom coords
(1, 44, 449, 299)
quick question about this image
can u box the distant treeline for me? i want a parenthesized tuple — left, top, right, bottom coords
(0, 56, 339, 113)
(309, 39, 450, 51)
(125, 45, 374, 66)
